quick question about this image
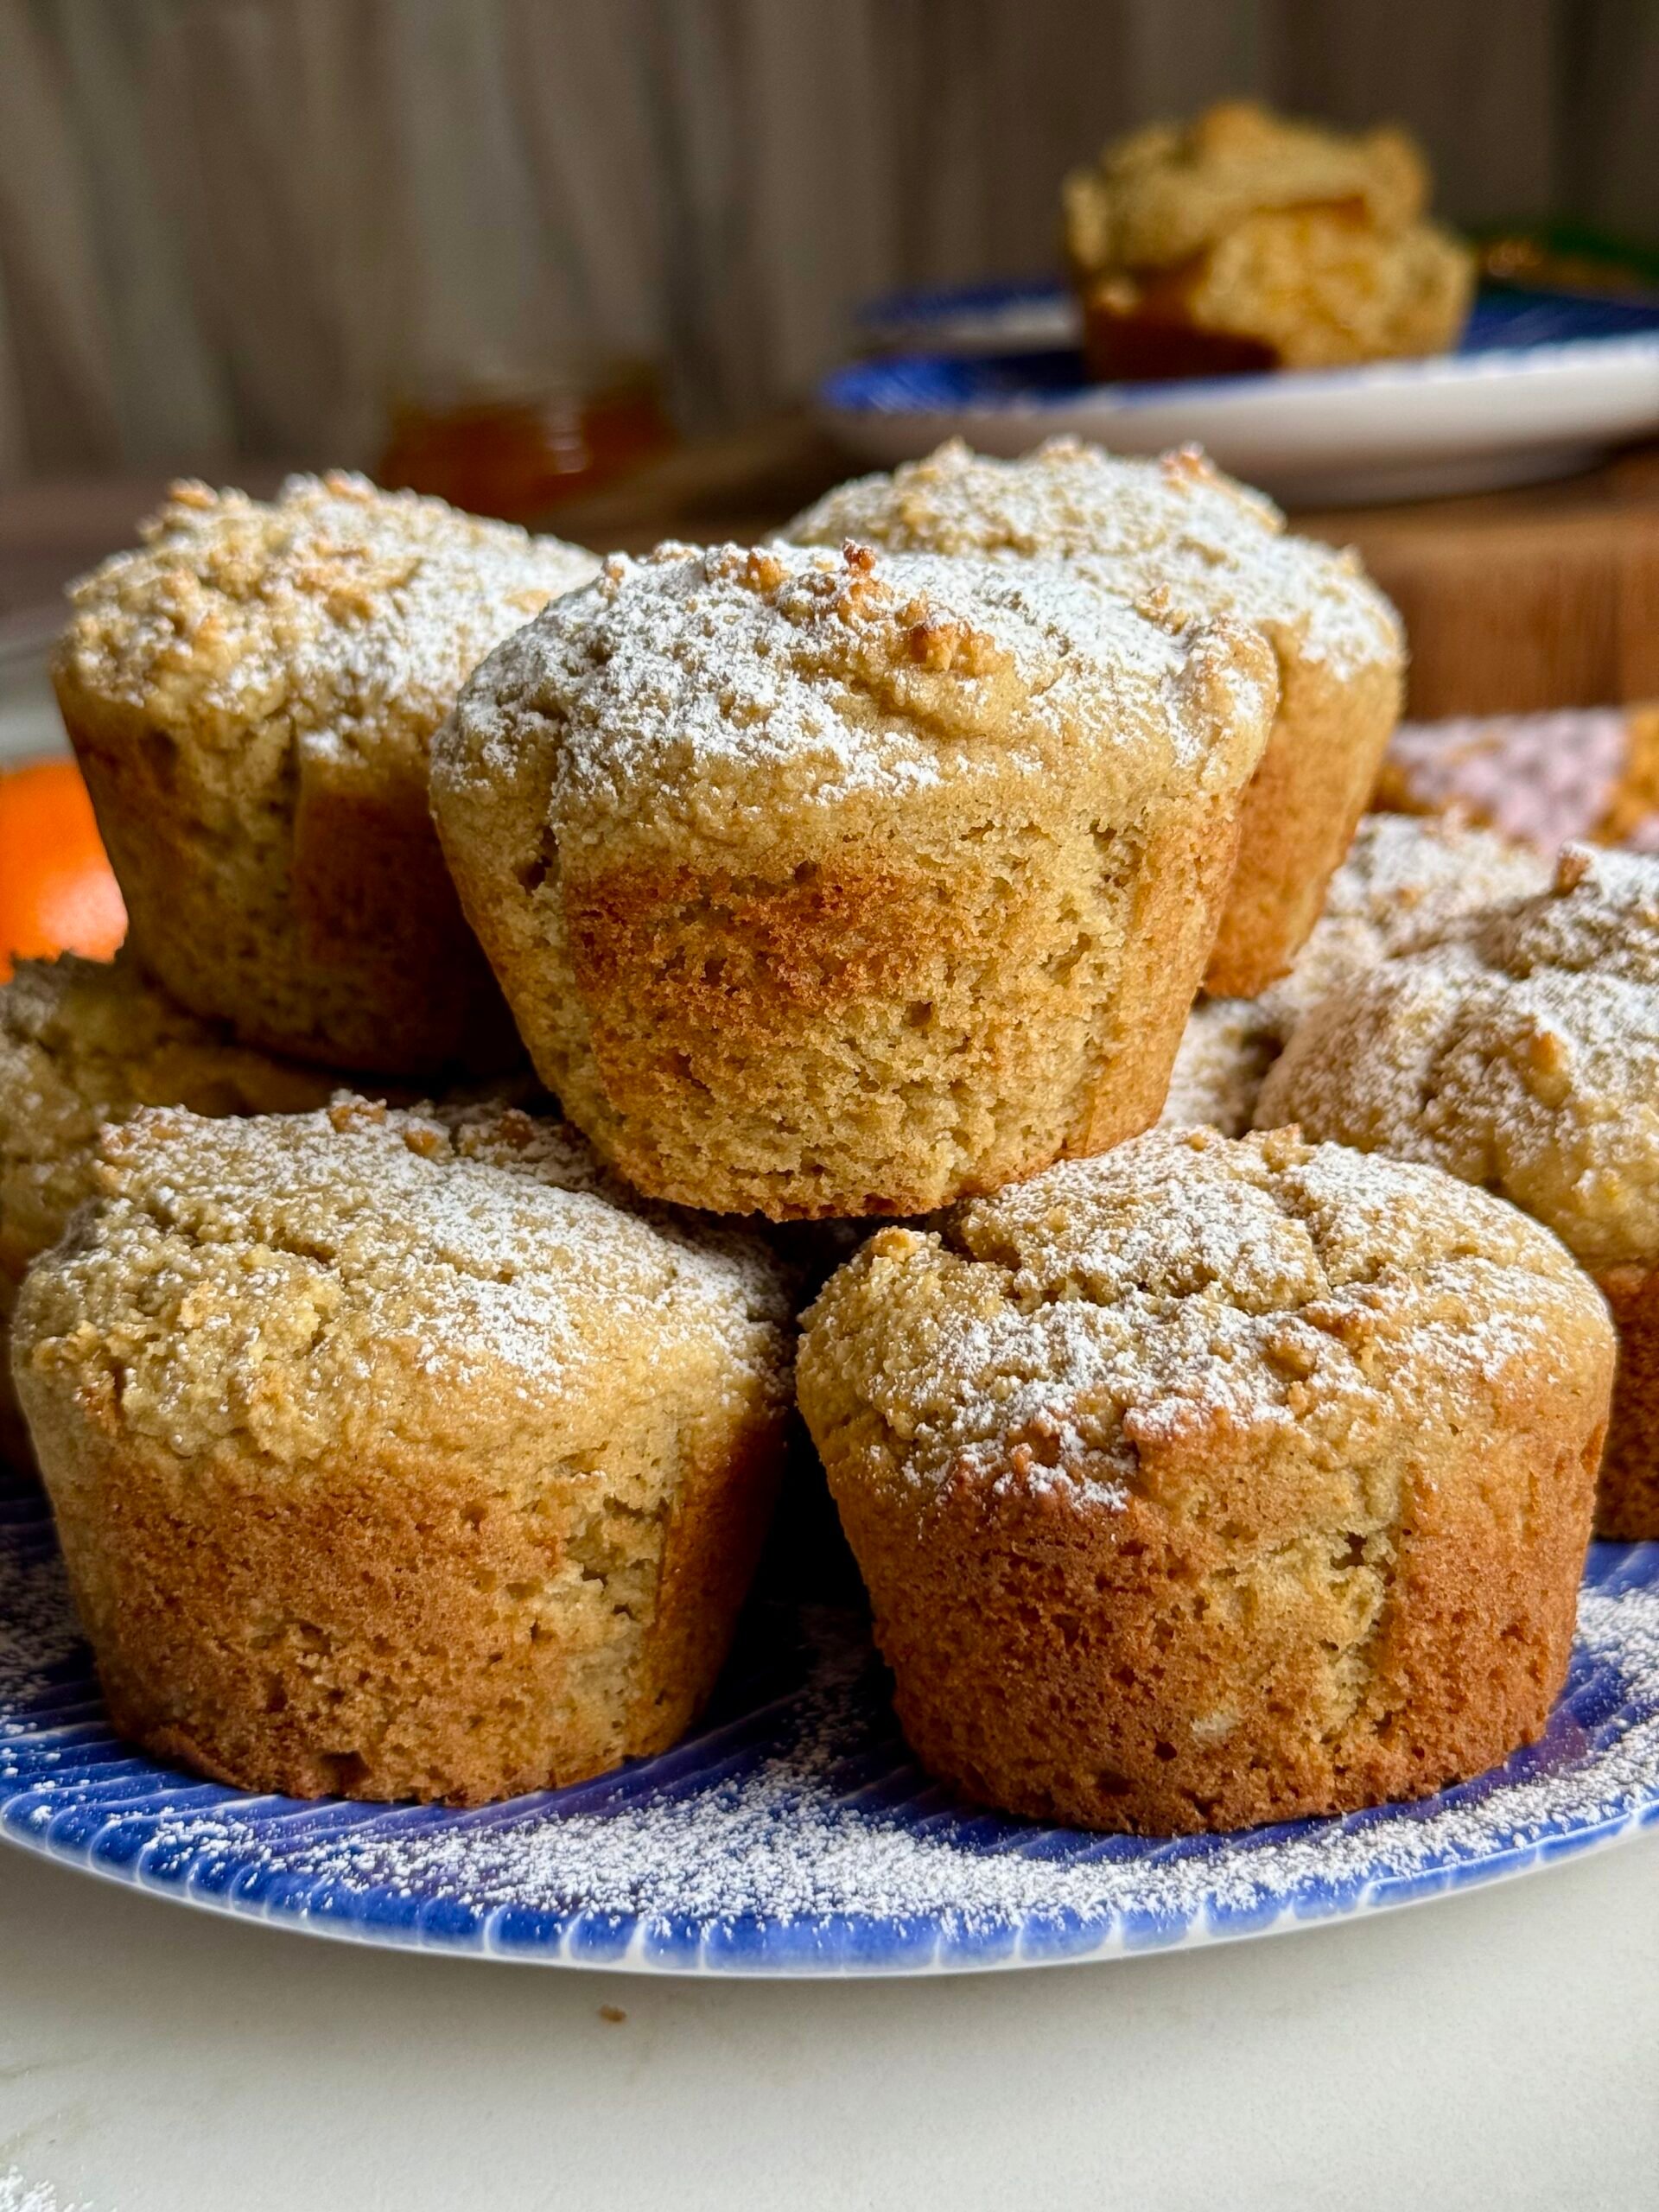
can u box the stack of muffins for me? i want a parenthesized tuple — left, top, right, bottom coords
(3, 442, 1647, 1839)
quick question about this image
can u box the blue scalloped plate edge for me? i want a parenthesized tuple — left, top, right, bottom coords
(3, 1463, 1657, 1977)
(824, 285, 1659, 415)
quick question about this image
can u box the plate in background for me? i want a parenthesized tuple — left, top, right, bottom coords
(3, 1461, 1656, 1976)
(822, 288, 1659, 505)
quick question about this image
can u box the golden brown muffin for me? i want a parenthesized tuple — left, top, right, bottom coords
(798, 1126, 1613, 1834)
(1064, 99, 1474, 379)
(54, 474, 598, 1078)
(791, 440, 1403, 995)
(1257, 844, 1659, 1535)
(1161, 811, 1552, 1133)
(432, 538, 1274, 1220)
(0, 953, 340, 1465)
(10, 1096, 793, 1804)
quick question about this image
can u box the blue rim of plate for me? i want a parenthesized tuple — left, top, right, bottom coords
(823, 285, 1659, 416)
(3, 1462, 1658, 1974)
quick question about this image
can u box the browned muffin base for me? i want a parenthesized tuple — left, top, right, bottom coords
(1205, 649, 1403, 997)
(832, 1414, 1602, 1836)
(54, 1409, 783, 1806)
(1082, 289, 1280, 382)
(61, 683, 521, 1079)
(1598, 1265, 1659, 1540)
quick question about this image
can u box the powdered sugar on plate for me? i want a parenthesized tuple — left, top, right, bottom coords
(3, 1463, 1655, 1972)
(0, 2171, 98, 2212)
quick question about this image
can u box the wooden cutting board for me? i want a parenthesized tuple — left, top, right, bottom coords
(550, 423, 1659, 721)
(1298, 444, 1659, 718)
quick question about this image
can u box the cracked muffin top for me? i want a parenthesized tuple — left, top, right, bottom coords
(1160, 814, 1553, 1137)
(435, 536, 1275, 863)
(798, 1124, 1606, 1503)
(1256, 844, 1659, 1270)
(0, 954, 336, 1292)
(13, 1096, 790, 1470)
(54, 472, 598, 777)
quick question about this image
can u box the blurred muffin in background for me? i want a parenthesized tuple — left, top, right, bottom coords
(1064, 99, 1475, 381)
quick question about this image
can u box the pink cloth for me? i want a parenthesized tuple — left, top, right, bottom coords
(1384, 710, 1647, 850)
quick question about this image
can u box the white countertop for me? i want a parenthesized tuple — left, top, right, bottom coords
(1, 1831, 1654, 2210)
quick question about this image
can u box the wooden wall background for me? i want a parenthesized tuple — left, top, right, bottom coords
(0, 0, 1656, 486)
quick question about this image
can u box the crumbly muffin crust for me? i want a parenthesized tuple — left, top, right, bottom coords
(1164, 812, 1552, 1135)
(0, 954, 338, 1461)
(54, 474, 597, 1075)
(1257, 845, 1659, 1271)
(434, 537, 1274, 1217)
(798, 1125, 1613, 1833)
(1062, 101, 1473, 378)
(791, 441, 1403, 995)
(1258, 843, 1659, 1537)
(12, 1098, 791, 1802)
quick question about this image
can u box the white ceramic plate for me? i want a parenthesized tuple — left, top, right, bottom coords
(823, 287, 1659, 505)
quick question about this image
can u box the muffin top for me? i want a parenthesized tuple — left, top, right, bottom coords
(1256, 844, 1659, 1268)
(1269, 812, 1552, 1021)
(0, 954, 335, 1291)
(799, 1125, 1607, 1505)
(790, 441, 1400, 680)
(1063, 99, 1429, 278)
(1160, 815, 1552, 1138)
(54, 473, 599, 776)
(13, 1096, 790, 1469)
(437, 537, 1276, 856)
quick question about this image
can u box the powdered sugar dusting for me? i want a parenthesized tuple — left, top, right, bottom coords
(3, 1509, 1655, 1947)
(789, 438, 1401, 678)
(0, 2171, 97, 2212)
(802, 1128, 1599, 1507)
(1257, 844, 1659, 1269)
(58, 472, 598, 764)
(12, 1099, 789, 1465)
(443, 537, 1273, 842)
(1162, 813, 1552, 1135)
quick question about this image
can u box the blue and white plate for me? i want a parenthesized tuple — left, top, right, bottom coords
(823, 286, 1659, 505)
(3, 1462, 1656, 1975)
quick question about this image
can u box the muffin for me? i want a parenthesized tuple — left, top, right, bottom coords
(432, 538, 1275, 1220)
(1159, 996, 1282, 1138)
(1257, 844, 1659, 1536)
(1063, 99, 1474, 380)
(798, 1126, 1613, 1834)
(10, 1096, 792, 1804)
(54, 474, 599, 1077)
(791, 440, 1403, 995)
(1160, 811, 1552, 1133)
(0, 953, 339, 1465)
